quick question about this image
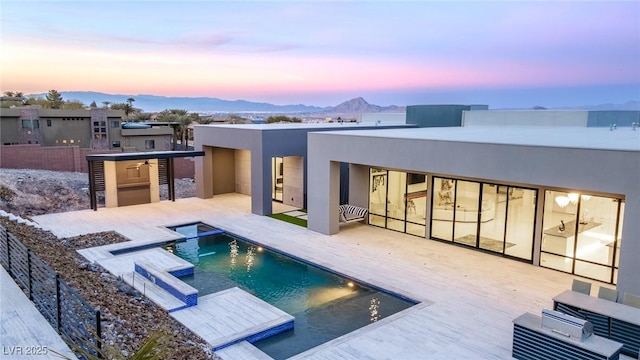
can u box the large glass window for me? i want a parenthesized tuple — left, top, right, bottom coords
(272, 157, 283, 202)
(541, 190, 623, 283)
(479, 184, 506, 253)
(406, 173, 427, 237)
(452, 180, 480, 248)
(431, 178, 455, 241)
(368, 169, 426, 237)
(386, 171, 406, 232)
(368, 169, 387, 228)
(614, 201, 624, 284)
(504, 188, 536, 260)
(431, 176, 535, 261)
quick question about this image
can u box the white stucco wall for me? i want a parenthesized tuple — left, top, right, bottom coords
(307, 127, 640, 297)
(235, 149, 251, 195)
(283, 156, 304, 208)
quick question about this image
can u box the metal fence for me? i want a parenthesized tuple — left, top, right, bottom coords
(0, 224, 102, 358)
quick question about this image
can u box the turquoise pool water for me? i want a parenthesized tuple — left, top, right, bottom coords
(166, 223, 416, 359)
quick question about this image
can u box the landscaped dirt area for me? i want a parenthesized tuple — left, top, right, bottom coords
(0, 168, 196, 219)
(0, 169, 217, 359)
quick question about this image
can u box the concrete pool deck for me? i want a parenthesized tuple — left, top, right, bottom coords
(171, 288, 294, 351)
(30, 194, 628, 359)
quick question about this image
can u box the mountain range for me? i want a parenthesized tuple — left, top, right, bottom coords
(28, 91, 404, 114)
(26, 91, 639, 113)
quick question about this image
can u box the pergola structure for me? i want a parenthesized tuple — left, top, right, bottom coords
(86, 151, 204, 210)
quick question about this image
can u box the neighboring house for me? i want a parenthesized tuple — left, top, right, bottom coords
(192, 105, 640, 298)
(0, 107, 176, 152)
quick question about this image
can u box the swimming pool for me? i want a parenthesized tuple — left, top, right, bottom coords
(166, 222, 417, 359)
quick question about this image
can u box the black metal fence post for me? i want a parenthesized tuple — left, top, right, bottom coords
(2, 224, 104, 358)
(27, 251, 32, 300)
(95, 309, 102, 358)
(55, 273, 62, 333)
(5, 226, 10, 271)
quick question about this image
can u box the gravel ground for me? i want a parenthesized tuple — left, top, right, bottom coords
(0, 168, 196, 219)
(0, 168, 218, 359)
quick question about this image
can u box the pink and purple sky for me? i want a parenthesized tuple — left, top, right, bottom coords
(1, 1, 639, 108)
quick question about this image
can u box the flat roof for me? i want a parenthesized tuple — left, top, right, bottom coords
(313, 126, 640, 151)
(86, 150, 204, 161)
(193, 123, 413, 131)
(0, 108, 125, 117)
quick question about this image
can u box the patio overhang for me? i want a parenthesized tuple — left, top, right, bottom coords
(86, 151, 204, 211)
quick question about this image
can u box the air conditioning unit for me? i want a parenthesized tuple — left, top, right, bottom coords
(542, 308, 594, 341)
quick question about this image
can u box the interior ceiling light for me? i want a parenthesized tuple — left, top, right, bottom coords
(568, 193, 579, 204)
(555, 196, 570, 208)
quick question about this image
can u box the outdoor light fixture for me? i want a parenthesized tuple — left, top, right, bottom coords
(126, 160, 152, 170)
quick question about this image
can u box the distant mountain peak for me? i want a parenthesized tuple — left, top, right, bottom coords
(332, 97, 379, 113)
(330, 97, 403, 114)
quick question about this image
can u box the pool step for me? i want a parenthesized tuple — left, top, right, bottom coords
(215, 341, 273, 360)
(122, 271, 191, 312)
(134, 261, 197, 310)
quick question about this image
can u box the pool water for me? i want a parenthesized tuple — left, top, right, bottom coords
(166, 223, 416, 359)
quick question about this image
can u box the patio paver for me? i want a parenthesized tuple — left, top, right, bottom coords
(171, 288, 294, 351)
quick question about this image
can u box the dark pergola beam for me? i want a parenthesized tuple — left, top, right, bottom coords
(168, 157, 175, 201)
(88, 160, 97, 211)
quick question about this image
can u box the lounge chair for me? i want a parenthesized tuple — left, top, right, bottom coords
(339, 205, 368, 223)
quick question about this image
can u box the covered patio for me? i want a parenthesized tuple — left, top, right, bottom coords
(86, 150, 203, 210)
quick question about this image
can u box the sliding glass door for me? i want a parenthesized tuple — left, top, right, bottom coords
(479, 184, 506, 253)
(452, 180, 480, 247)
(272, 157, 283, 202)
(386, 171, 407, 232)
(430, 176, 535, 261)
(431, 177, 455, 241)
